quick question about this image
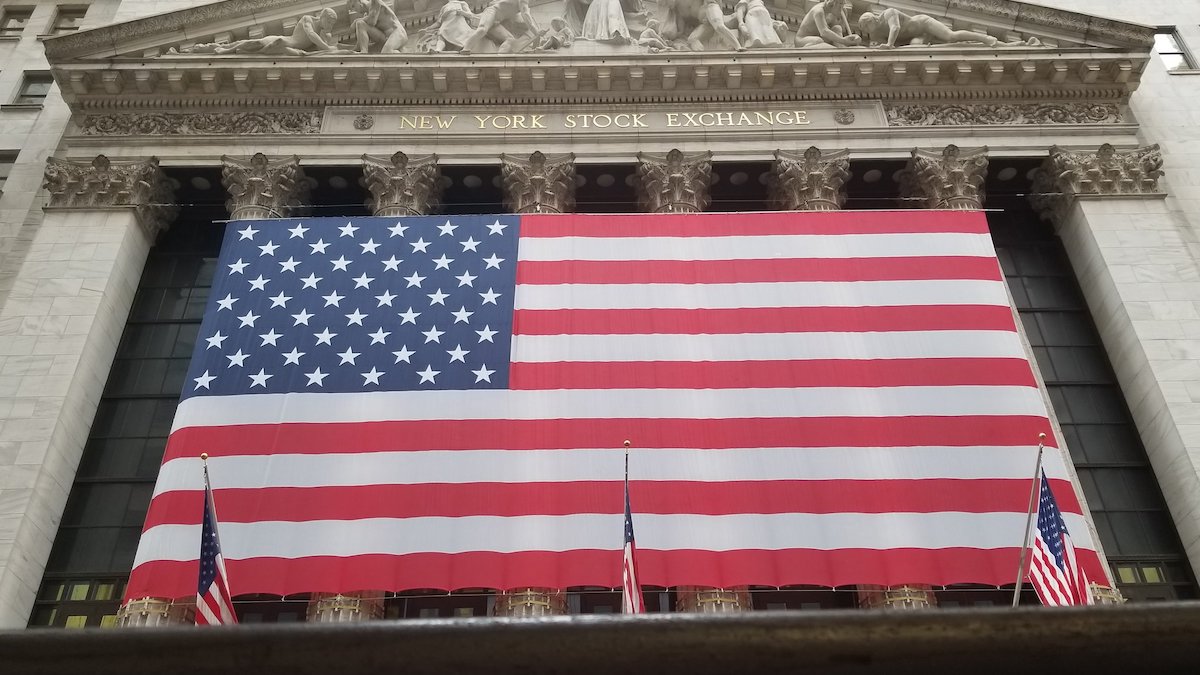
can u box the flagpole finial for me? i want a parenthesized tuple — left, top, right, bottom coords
(200, 452, 209, 461)
(623, 440, 630, 448)
(1038, 433, 1046, 441)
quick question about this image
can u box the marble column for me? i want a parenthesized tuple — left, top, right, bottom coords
(491, 151, 576, 617)
(770, 147, 850, 212)
(361, 151, 443, 217)
(220, 153, 310, 220)
(634, 149, 748, 613)
(1031, 144, 1184, 590)
(25, 156, 180, 627)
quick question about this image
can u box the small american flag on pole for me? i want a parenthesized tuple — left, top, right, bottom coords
(1027, 470, 1090, 606)
(195, 456, 237, 625)
(622, 442, 644, 614)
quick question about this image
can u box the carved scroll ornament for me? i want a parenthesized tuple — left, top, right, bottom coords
(43, 155, 178, 236)
(361, 151, 443, 216)
(500, 151, 577, 214)
(636, 149, 712, 213)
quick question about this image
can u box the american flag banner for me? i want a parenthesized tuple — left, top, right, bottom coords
(125, 211, 1107, 600)
(1027, 470, 1091, 606)
(195, 462, 237, 625)
(622, 449, 644, 614)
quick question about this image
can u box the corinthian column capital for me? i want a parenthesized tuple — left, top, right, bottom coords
(770, 147, 851, 212)
(43, 154, 178, 238)
(500, 151, 576, 214)
(900, 144, 989, 210)
(221, 153, 310, 220)
(636, 149, 712, 214)
(361, 151, 442, 217)
(1030, 144, 1165, 223)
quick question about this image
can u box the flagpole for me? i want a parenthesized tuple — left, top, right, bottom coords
(1011, 433, 1046, 608)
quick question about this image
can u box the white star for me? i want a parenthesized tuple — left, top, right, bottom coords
(483, 254, 504, 269)
(487, 219, 507, 235)
(398, 307, 420, 324)
(259, 329, 282, 346)
(279, 257, 300, 272)
(216, 294, 237, 311)
(447, 344, 470, 362)
(237, 225, 258, 240)
(249, 368, 273, 388)
(438, 220, 458, 236)
(353, 273, 374, 289)
(472, 365, 495, 383)
(476, 325, 497, 343)
(479, 288, 501, 305)
(258, 241, 278, 256)
(330, 256, 352, 272)
(282, 347, 305, 365)
(361, 367, 384, 385)
(310, 239, 330, 254)
(305, 368, 328, 386)
(345, 309, 367, 326)
(460, 237, 481, 252)
(237, 311, 259, 328)
(368, 328, 390, 345)
(292, 309, 314, 326)
(323, 291, 344, 307)
(388, 222, 408, 237)
(269, 292, 291, 308)
(248, 275, 269, 291)
(417, 365, 440, 383)
(228, 259, 248, 274)
(404, 272, 425, 288)
(432, 254, 454, 270)
(375, 290, 397, 307)
(288, 223, 309, 239)
(339, 222, 359, 237)
(314, 328, 337, 345)
(422, 325, 444, 343)
(194, 370, 216, 389)
(452, 306, 474, 324)
(205, 331, 227, 350)
(337, 348, 360, 365)
(392, 345, 415, 363)
(411, 238, 431, 253)
(226, 349, 249, 367)
(427, 289, 449, 305)
(456, 270, 477, 287)
(301, 273, 322, 289)
(360, 239, 380, 254)
(382, 255, 402, 271)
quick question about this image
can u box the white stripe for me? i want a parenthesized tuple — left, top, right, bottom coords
(517, 233, 997, 261)
(513, 280, 1010, 310)
(195, 594, 222, 625)
(170, 386, 1046, 432)
(153, 447, 1076, 495)
(512, 331, 1027, 363)
(132, 512, 1097, 568)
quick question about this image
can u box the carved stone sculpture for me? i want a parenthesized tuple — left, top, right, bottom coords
(858, 9, 1037, 48)
(770, 147, 851, 211)
(221, 153, 311, 220)
(564, 0, 644, 43)
(361, 151, 443, 216)
(1030, 144, 1164, 222)
(636, 149, 712, 213)
(533, 17, 576, 50)
(900, 145, 989, 210)
(501, 151, 577, 214)
(350, 0, 408, 54)
(417, 0, 480, 52)
(793, 0, 861, 48)
(43, 155, 178, 237)
(461, 0, 541, 54)
(660, 0, 744, 51)
(173, 9, 352, 56)
(735, 0, 786, 49)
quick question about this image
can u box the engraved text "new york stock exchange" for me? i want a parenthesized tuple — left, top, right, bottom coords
(388, 110, 810, 131)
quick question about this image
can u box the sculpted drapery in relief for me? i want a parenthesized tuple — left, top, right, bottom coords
(173, 8, 351, 55)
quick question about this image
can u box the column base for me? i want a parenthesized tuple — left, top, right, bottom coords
(307, 592, 385, 622)
(857, 584, 938, 609)
(116, 597, 194, 626)
(675, 586, 751, 613)
(493, 588, 567, 617)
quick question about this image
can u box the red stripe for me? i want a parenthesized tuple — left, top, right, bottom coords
(512, 305, 1017, 335)
(1030, 539, 1074, 606)
(164, 416, 1056, 461)
(516, 256, 1002, 285)
(145, 478, 1085, 526)
(518, 211, 990, 238)
(125, 547, 1103, 601)
(509, 359, 1037, 390)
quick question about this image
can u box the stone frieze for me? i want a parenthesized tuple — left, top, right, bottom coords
(79, 111, 324, 135)
(885, 103, 1123, 126)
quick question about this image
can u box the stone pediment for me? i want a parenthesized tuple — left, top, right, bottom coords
(44, 0, 1155, 106)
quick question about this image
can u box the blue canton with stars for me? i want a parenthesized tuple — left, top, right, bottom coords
(183, 216, 521, 400)
(1036, 471, 1071, 569)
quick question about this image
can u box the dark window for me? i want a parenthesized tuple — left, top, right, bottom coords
(14, 72, 54, 105)
(0, 7, 32, 36)
(50, 6, 87, 34)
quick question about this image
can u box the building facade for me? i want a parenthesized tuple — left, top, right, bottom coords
(1, 0, 1200, 628)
